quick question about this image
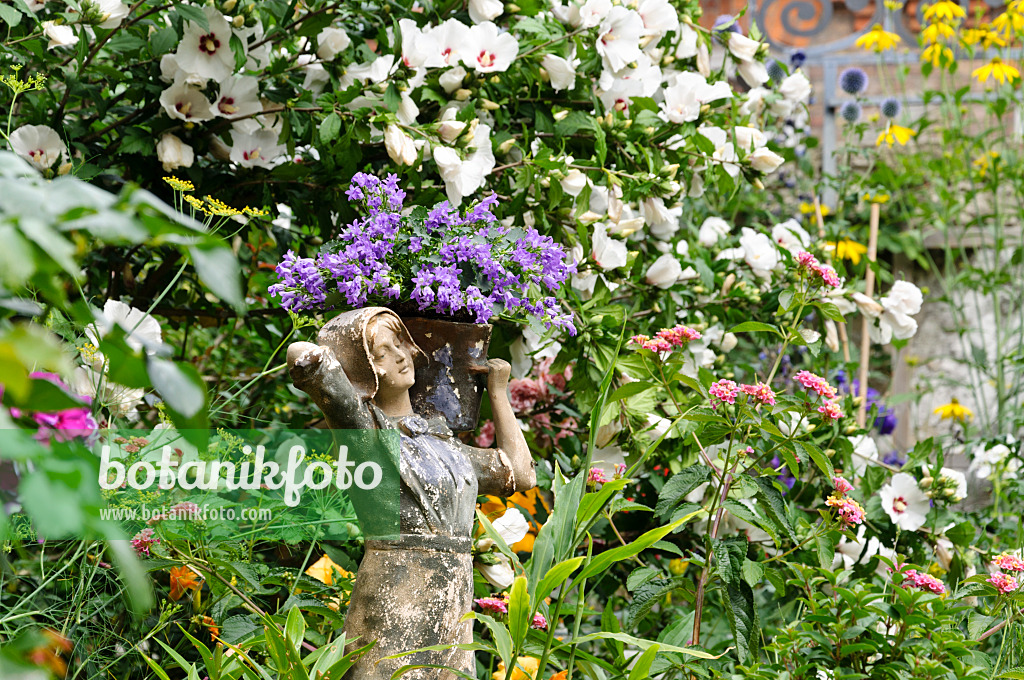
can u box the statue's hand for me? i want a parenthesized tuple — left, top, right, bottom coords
(486, 358, 512, 392)
(287, 342, 325, 384)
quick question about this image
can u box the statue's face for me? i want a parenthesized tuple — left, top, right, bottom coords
(370, 325, 416, 393)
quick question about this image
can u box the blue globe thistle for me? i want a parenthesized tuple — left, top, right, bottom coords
(840, 101, 862, 123)
(767, 59, 786, 82)
(790, 49, 807, 68)
(839, 67, 869, 95)
(880, 97, 902, 118)
(712, 14, 740, 34)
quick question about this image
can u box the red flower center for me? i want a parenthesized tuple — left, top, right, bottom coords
(200, 33, 220, 55)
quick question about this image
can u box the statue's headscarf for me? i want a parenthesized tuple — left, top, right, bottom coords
(317, 307, 427, 400)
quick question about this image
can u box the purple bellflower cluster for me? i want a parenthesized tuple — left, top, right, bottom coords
(269, 173, 577, 334)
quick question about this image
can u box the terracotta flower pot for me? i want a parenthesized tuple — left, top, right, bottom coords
(402, 316, 492, 432)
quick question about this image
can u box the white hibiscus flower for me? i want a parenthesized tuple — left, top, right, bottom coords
(879, 472, 931, 531)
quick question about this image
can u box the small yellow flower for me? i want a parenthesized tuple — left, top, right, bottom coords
(921, 43, 954, 67)
(972, 57, 1021, 85)
(856, 24, 901, 52)
(884, 0, 905, 9)
(962, 25, 1007, 48)
(923, 0, 967, 22)
(826, 239, 869, 264)
(799, 201, 831, 216)
(934, 398, 973, 422)
(993, 10, 1024, 36)
(164, 176, 195, 192)
(493, 657, 540, 680)
(921, 22, 956, 44)
(305, 554, 352, 585)
(876, 124, 916, 147)
(862, 191, 891, 204)
(183, 194, 211, 215)
(668, 558, 689, 575)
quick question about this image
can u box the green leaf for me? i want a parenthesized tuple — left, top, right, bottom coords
(149, 26, 178, 55)
(655, 466, 713, 518)
(148, 358, 205, 419)
(814, 301, 846, 322)
(284, 605, 306, 651)
(723, 581, 757, 660)
(728, 321, 782, 335)
(507, 576, 530, 650)
(0, 3, 23, 26)
(607, 381, 657, 402)
(575, 514, 694, 583)
(189, 245, 245, 310)
(815, 531, 836, 570)
(556, 631, 716, 659)
(230, 33, 247, 71)
(526, 467, 584, 602)
(627, 644, 660, 680)
(741, 559, 765, 587)
(794, 440, 835, 480)
(534, 556, 585, 606)
(319, 111, 342, 147)
(752, 476, 796, 541)
(175, 3, 209, 30)
(463, 613, 511, 667)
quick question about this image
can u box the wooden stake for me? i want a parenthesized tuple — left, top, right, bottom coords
(856, 202, 881, 428)
(814, 197, 852, 363)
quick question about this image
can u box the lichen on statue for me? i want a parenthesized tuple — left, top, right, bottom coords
(286, 307, 535, 680)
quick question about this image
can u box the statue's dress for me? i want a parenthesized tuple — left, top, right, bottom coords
(296, 349, 515, 680)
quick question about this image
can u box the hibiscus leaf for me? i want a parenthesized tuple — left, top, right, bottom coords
(174, 4, 209, 31)
(728, 321, 782, 335)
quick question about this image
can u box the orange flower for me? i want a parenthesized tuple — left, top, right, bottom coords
(305, 554, 351, 586)
(200, 615, 220, 640)
(168, 565, 203, 601)
(550, 672, 569, 680)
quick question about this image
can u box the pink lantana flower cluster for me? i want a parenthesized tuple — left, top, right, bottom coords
(475, 596, 509, 615)
(796, 251, 842, 288)
(793, 370, 844, 420)
(901, 569, 947, 594)
(630, 325, 702, 353)
(988, 572, 1020, 595)
(531, 612, 548, 630)
(993, 553, 1024, 572)
(709, 379, 739, 407)
(825, 476, 865, 528)
(740, 382, 777, 406)
(588, 467, 609, 485)
(131, 527, 160, 557)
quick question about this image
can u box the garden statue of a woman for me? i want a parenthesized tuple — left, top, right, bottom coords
(286, 307, 536, 679)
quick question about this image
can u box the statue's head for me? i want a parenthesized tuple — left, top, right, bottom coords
(318, 307, 426, 401)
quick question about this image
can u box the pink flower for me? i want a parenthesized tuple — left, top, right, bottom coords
(709, 379, 739, 407)
(993, 553, 1024, 573)
(476, 420, 496, 447)
(168, 501, 201, 520)
(631, 326, 699, 352)
(794, 370, 838, 399)
(508, 378, 544, 413)
(131, 528, 159, 557)
(989, 572, 1019, 595)
(538, 356, 571, 394)
(588, 467, 609, 485)
(796, 251, 818, 268)
(614, 463, 627, 478)
(475, 596, 509, 615)
(900, 569, 946, 594)
(740, 382, 777, 406)
(813, 263, 842, 287)
(826, 495, 865, 527)
(531, 612, 548, 629)
(834, 476, 853, 495)
(818, 400, 843, 420)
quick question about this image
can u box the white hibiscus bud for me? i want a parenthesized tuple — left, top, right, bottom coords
(727, 33, 761, 62)
(476, 555, 515, 588)
(541, 54, 578, 91)
(824, 320, 840, 352)
(439, 65, 468, 93)
(156, 133, 195, 172)
(780, 71, 812, 104)
(469, 0, 504, 23)
(749, 147, 785, 173)
(438, 119, 467, 144)
(491, 508, 530, 545)
(316, 27, 351, 61)
(560, 168, 588, 197)
(42, 21, 78, 49)
(384, 124, 418, 166)
(645, 253, 683, 289)
(720, 332, 738, 352)
(698, 216, 730, 246)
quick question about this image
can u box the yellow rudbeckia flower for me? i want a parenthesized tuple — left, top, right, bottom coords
(921, 43, 954, 67)
(972, 57, 1021, 84)
(493, 657, 541, 680)
(856, 24, 901, 52)
(876, 124, 916, 147)
(993, 10, 1024, 35)
(922, 22, 956, 44)
(934, 398, 973, 422)
(923, 0, 967, 22)
(799, 201, 830, 216)
(826, 239, 869, 264)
